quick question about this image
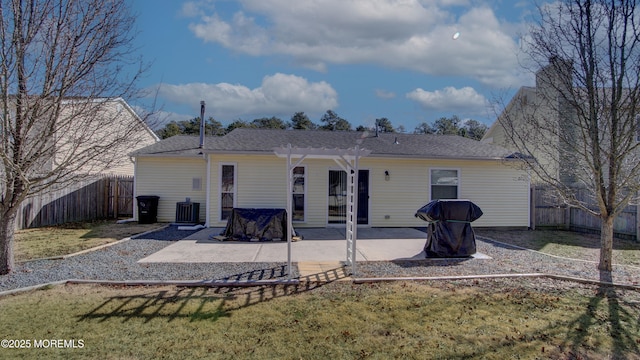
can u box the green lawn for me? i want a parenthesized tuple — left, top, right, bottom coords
(476, 228, 640, 266)
(5, 226, 640, 358)
(1, 281, 639, 359)
(14, 221, 164, 261)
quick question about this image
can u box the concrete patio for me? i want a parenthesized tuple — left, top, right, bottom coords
(138, 227, 491, 263)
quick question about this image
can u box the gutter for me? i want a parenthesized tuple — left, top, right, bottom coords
(194, 150, 519, 162)
(131, 153, 207, 158)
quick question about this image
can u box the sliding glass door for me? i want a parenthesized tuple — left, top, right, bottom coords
(328, 170, 369, 224)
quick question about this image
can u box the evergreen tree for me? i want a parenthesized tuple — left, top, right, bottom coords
(226, 119, 253, 133)
(320, 110, 352, 131)
(291, 112, 317, 130)
(432, 116, 461, 135)
(414, 122, 435, 134)
(156, 117, 225, 139)
(375, 118, 396, 133)
(251, 116, 288, 129)
(461, 119, 488, 140)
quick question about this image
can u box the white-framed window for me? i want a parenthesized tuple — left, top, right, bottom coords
(219, 163, 237, 221)
(430, 168, 459, 200)
(292, 166, 306, 222)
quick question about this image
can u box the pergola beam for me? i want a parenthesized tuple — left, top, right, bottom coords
(274, 146, 368, 159)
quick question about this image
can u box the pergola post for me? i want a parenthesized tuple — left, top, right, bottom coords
(274, 144, 370, 280)
(332, 147, 362, 276)
(284, 144, 306, 281)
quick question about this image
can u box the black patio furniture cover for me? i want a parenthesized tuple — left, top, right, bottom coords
(415, 200, 483, 257)
(222, 208, 288, 241)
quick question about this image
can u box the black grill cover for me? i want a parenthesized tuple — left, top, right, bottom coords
(222, 208, 287, 241)
(415, 200, 483, 257)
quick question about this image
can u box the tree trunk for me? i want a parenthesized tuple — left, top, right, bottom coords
(598, 216, 614, 272)
(0, 209, 18, 275)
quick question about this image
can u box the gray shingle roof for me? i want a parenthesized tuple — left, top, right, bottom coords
(133, 128, 515, 160)
(130, 135, 204, 156)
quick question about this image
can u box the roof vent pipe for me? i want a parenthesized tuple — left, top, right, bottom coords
(394, 137, 399, 144)
(199, 100, 205, 148)
(375, 119, 379, 137)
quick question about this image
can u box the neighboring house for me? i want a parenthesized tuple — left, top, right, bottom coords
(2, 96, 159, 178)
(131, 128, 530, 229)
(4, 97, 159, 229)
(482, 57, 577, 183)
(54, 97, 160, 176)
(1, 96, 158, 181)
(482, 57, 640, 186)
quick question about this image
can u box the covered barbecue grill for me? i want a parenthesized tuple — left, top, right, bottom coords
(222, 208, 288, 241)
(415, 200, 483, 257)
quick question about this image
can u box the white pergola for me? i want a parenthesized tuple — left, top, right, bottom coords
(274, 144, 371, 280)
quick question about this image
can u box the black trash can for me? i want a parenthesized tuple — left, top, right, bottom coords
(137, 195, 160, 224)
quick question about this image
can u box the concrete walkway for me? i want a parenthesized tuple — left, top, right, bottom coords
(138, 227, 490, 265)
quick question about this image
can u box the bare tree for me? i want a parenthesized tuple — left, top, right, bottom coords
(0, 0, 147, 274)
(495, 0, 640, 271)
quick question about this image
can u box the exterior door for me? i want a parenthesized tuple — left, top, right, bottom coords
(357, 170, 369, 224)
(328, 169, 369, 225)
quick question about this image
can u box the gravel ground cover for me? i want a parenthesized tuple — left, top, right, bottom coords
(357, 236, 640, 287)
(2, 227, 640, 293)
(0, 226, 295, 292)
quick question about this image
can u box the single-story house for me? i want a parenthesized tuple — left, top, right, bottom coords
(130, 128, 530, 229)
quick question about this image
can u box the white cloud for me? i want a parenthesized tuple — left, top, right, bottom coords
(180, 2, 201, 17)
(438, 0, 470, 5)
(189, 12, 269, 56)
(132, 106, 193, 130)
(153, 73, 338, 120)
(185, 0, 527, 87)
(406, 86, 487, 113)
(375, 89, 396, 99)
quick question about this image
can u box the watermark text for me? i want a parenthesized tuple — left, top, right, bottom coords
(2, 339, 84, 349)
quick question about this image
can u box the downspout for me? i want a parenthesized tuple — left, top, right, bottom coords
(528, 169, 533, 230)
(199, 100, 209, 226)
(132, 157, 138, 221)
(199, 101, 205, 148)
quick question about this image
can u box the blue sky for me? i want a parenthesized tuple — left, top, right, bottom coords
(129, 0, 537, 131)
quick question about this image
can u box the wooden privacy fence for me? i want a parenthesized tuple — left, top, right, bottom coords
(15, 176, 134, 229)
(531, 185, 639, 240)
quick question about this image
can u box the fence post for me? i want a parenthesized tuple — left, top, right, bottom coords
(103, 179, 109, 218)
(530, 185, 536, 230)
(636, 200, 639, 241)
(564, 205, 571, 230)
(114, 178, 119, 219)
